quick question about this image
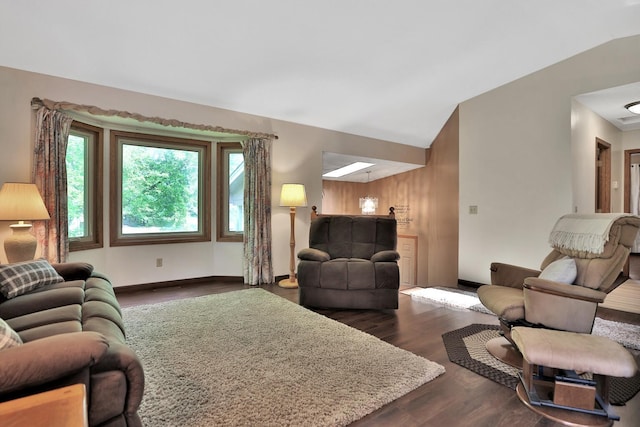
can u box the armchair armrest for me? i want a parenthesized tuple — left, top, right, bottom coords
(0, 332, 108, 394)
(371, 250, 400, 262)
(297, 248, 330, 262)
(523, 277, 607, 303)
(490, 262, 540, 288)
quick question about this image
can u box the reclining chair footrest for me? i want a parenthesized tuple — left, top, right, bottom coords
(512, 327, 638, 421)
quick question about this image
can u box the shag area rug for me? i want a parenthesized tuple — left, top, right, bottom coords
(442, 324, 640, 405)
(403, 286, 640, 350)
(123, 288, 445, 426)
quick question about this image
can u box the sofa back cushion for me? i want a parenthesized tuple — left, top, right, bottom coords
(308, 216, 397, 259)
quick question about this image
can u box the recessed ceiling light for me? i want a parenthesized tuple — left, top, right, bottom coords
(625, 101, 640, 115)
(323, 162, 375, 178)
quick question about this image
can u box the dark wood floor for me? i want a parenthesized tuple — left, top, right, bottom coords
(116, 283, 640, 427)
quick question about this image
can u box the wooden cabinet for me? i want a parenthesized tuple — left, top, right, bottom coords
(0, 384, 87, 427)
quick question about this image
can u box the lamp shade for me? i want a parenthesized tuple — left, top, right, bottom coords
(0, 183, 50, 221)
(280, 184, 307, 207)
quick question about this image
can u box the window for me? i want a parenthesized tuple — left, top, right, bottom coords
(217, 142, 244, 242)
(110, 130, 211, 246)
(67, 122, 103, 251)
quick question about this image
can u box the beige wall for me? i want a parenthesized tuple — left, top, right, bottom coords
(571, 99, 624, 213)
(459, 34, 640, 285)
(623, 130, 640, 152)
(0, 66, 425, 287)
(426, 108, 459, 286)
(2, 35, 639, 289)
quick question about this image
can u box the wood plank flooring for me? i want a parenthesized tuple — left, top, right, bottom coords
(116, 283, 640, 427)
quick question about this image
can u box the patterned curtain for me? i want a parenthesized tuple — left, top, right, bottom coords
(241, 138, 273, 285)
(32, 106, 73, 263)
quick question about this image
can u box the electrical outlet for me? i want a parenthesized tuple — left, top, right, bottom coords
(156, 258, 163, 267)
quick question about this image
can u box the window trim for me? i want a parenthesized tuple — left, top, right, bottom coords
(216, 142, 244, 242)
(109, 130, 211, 246)
(68, 121, 104, 251)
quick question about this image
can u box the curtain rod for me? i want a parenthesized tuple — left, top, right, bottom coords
(31, 97, 278, 140)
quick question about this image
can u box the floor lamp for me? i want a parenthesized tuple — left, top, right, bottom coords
(0, 182, 51, 263)
(279, 183, 307, 288)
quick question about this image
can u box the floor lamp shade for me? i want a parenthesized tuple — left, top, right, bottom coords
(279, 184, 307, 288)
(279, 184, 307, 208)
(0, 183, 51, 263)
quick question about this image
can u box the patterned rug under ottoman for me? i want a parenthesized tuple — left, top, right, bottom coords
(442, 323, 640, 405)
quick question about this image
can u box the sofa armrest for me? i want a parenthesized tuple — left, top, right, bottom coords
(0, 332, 108, 395)
(298, 248, 330, 262)
(523, 277, 608, 303)
(490, 262, 540, 288)
(93, 342, 145, 418)
(51, 262, 94, 282)
(371, 250, 400, 263)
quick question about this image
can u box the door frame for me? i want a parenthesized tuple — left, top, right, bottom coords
(624, 148, 640, 213)
(595, 138, 611, 213)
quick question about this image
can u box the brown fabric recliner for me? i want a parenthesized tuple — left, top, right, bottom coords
(478, 214, 640, 335)
(297, 215, 400, 309)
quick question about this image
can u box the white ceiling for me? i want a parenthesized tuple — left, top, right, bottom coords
(574, 82, 640, 132)
(2, 1, 640, 151)
(322, 152, 424, 183)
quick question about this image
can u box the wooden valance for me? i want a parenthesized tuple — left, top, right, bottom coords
(31, 97, 278, 140)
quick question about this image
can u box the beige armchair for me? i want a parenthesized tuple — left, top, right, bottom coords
(478, 214, 640, 350)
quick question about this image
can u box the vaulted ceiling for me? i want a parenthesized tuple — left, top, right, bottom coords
(1, 1, 639, 150)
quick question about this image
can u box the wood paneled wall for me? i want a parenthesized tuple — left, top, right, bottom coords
(426, 108, 459, 286)
(321, 108, 459, 287)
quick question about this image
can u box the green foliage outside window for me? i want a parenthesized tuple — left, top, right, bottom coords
(121, 144, 199, 233)
(66, 133, 87, 238)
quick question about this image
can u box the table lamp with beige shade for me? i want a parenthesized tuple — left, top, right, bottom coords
(0, 182, 50, 263)
(279, 183, 307, 288)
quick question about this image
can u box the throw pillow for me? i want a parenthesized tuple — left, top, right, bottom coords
(539, 257, 577, 284)
(0, 318, 22, 350)
(0, 259, 64, 299)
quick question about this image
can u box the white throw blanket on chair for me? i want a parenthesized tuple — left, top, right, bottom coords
(548, 213, 629, 255)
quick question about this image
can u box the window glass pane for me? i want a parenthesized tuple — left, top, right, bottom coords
(121, 144, 200, 234)
(216, 142, 243, 242)
(228, 152, 244, 232)
(67, 132, 88, 238)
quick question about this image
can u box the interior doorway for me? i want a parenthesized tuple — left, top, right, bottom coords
(624, 149, 640, 280)
(595, 138, 611, 213)
(623, 148, 640, 213)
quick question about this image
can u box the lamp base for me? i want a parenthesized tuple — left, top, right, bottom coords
(5, 223, 37, 263)
(278, 277, 299, 289)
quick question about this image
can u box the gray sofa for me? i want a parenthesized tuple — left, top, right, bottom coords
(297, 215, 400, 309)
(0, 261, 144, 427)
